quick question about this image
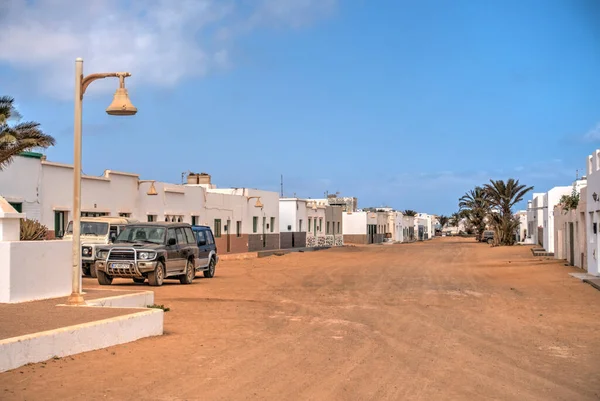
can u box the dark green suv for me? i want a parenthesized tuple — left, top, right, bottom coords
(95, 222, 200, 286)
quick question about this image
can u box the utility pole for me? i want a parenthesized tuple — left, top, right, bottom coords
(280, 174, 284, 197)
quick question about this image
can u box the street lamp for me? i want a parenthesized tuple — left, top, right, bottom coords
(67, 58, 137, 305)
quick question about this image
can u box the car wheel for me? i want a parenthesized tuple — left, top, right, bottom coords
(203, 258, 216, 278)
(148, 262, 165, 286)
(179, 259, 195, 284)
(132, 278, 145, 284)
(89, 264, 98, 279)
(97, 270, 113, 285)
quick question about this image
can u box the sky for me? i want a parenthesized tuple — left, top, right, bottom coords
(1, 0, 600, 215)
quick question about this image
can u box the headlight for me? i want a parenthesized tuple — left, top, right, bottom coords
(96, 250, 109, 259)
(82, 246, 92, 256)
(137, 251, 156, 260)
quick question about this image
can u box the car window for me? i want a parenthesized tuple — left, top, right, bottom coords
(176, 228, 186, 244)
(167, 228, 177, 244)
(205, 229, 215, 245)
(116, 226, 165, 244)
(195, 230, 206, 243)
(184, 227, 196, 244)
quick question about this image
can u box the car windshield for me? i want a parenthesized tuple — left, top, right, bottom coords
(115, 226, 165, 244)
(66, 221, 109, 236)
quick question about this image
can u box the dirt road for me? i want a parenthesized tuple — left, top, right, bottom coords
(2, 238, 599, 400)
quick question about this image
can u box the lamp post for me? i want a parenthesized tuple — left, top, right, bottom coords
(67, 58, 137, 306)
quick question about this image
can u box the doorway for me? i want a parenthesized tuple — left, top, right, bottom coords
(227, 219, 231, 253)
(568, 222, 575, 266)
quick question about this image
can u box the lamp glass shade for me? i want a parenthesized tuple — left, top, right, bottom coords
(106, 88, 137, 116)
(147, 182, 157, 196)
(255, 199, 264, 208)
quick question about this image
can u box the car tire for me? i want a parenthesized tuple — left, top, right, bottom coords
(179, 259, 195, 284)
(89, 263, 98, 279)
(132, 278, 145, 284)
(148, 261, 165, 287)
(97, 271, 113, 285)
(203, 258, 216, 278)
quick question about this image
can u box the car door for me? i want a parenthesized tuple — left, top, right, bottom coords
(195, 229, 209, 267)
(175, 228, 188, 272)
(166, 228, 181, 273)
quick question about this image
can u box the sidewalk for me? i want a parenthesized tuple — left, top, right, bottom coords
(0, 288, 163, 372)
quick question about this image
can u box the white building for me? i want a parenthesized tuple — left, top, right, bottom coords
(586, 150, 600, 276)
(515, 210, 527, 243)
(279, 198, 308, 248)
(415, 213, 432, 240)
(342, 210, 387, 244)
(527, 193, 545, 245)
(0, 153, 280, 254)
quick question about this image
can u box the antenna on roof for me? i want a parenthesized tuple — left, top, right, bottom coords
(280, 174, 284, 197)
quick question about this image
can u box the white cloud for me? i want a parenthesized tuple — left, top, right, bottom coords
(0, 0, 336, 99)
(583, 122, 600, 141)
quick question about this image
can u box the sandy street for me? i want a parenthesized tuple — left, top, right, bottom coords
(1, 237, 599, 400)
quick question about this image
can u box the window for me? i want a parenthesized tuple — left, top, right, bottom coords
(214, 219, 222, 237)
(191, 216, 198, 226)
(253, 217, 258, 233)
(206, 230, 215, 244)
(148, 215, 157, 222)
(81, 211, 108, 217)
(195, 229, 206, 244)
(176, 228, 186, 244)
(337, 222, 340, 234)
(327, 222, 330, 234)
(319, 218, 323, 233)
(236, 221, 242, 237)
(167, 228, 177, 244)
(270, 217, 275, 233)
(308, 218, 312, 232)
(109, 225, 118, 240)
(9, 202, 22, 213)
(263, 217, 266, 232)
(184, 227, 196, 244)
(54, 211, 67, 238)
(118, 212, 131, 217)
(299, 219, 303, 232)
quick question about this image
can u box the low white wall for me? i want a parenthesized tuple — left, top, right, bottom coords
(0, 240, 72, 303)
(0, 308, 163, 372)
(85, 291, 154, 308)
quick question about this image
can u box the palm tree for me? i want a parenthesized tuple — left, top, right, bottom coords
(403, 209, 417, 217)
(484, 179, 533, 245)
(438, 215, 449, 230)
(458, 186, 489, 237)
(0, 96, 55, 169)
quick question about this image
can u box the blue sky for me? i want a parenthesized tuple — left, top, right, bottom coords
(2, 0, 600, 214)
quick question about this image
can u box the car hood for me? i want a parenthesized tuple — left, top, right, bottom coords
(99, 242, 164, 250)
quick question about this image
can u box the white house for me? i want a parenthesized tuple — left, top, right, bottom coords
(515, 210, 527, 243)
(0, 154, 280, 254)
(279, 198, 308, 248)
(543, 186, 573, 253)
(586, 150, 600, 276)
(342, 210, 387, 244)
(415, 213, 432, 240)
(527, 193, 545, 245)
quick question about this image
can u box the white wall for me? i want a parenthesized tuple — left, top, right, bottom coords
(343, 212, 367, 235)
(587, 151, 600, 276)
(543, 186, 572, 253)
(0, 240, 72, 303)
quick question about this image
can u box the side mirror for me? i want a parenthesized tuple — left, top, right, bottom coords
(197, 239, 207, 246)
(168, 238, 177, 246)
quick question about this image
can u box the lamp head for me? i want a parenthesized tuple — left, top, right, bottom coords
(147, 182, 157, 196)
(255, 199, 264, 208)
(106, 87, 137, 116)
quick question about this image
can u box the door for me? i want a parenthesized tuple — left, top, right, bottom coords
(226, 219, 231, 253)
(166, 228, 181, 273)
(263, 217, 267, 248)
(54, 211, 66, 238)
(175, 228, 189, 272)
(568, 222, 575, 266)
(195, 229, 210, 267)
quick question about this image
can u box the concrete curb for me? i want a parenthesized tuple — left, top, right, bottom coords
(84, 290, 154, 308)
(0, 290, 163, 373)
(0, 308, 163, 373)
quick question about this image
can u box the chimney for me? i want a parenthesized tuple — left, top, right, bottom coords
(187, 172, 211, 185)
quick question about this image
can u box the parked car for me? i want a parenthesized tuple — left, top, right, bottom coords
(191, 225, 219, 278)
(94, 222, 199, 286)
(480, 230, 495, 244)
(63, 216, 138, 278)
